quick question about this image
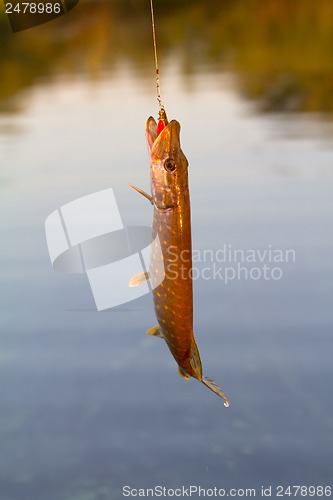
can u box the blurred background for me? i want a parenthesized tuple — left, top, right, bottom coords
(0, 1, 333, 499)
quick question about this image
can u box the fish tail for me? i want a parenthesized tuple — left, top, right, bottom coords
(202, 377, 229, 407)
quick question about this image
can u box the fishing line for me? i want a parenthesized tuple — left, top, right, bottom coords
(150, 0, 164, 111)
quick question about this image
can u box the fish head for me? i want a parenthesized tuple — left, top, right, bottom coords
(146, 117, 189, 210)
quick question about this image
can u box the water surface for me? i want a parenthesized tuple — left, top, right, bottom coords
(1, 2, 333, 499)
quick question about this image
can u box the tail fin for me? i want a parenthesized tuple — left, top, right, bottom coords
(202, 377, 229, 407)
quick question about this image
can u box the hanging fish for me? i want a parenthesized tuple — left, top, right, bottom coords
(129, 0, 229, 405)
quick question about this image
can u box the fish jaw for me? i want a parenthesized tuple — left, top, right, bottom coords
(146, 117, 189, 210)
(146, 116, 158, 151)
(146, 116, 181, 159)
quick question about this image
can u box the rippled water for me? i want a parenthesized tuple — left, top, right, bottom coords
(1, 5, 333, 500)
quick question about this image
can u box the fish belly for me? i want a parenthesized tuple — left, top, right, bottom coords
(151, 199, 193, 366)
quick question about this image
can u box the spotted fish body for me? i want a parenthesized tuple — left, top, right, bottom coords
(131, 116, 228, 406)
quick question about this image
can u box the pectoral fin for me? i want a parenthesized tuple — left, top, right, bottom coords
(129, 272, 150, 287)
(146, 325, 163, 338)
(129, 183, 153, 204)
(178, 366, 190, 380)
(202, 377, 229, 407)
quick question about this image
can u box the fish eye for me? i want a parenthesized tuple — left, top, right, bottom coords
(164, 158, 176, 172)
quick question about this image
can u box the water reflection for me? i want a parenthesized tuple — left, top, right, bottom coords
(1, 2, 333, 500)
(1, 0, 333, 117)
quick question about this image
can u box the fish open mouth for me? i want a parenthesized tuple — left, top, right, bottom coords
(146, 116, 181, 159)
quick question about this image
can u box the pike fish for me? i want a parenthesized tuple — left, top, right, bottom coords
(130, 111, 229, 406)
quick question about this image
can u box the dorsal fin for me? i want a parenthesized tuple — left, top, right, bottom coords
(189, 338, 203, 379)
